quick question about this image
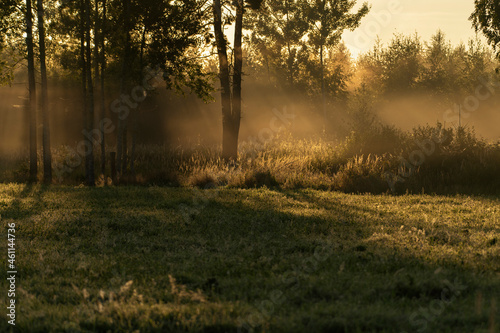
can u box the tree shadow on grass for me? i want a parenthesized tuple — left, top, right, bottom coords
(10, 186, 498, 333)
(0, 183, 47, 220)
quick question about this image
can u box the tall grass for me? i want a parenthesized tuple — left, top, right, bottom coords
(1, 124, 499, 194)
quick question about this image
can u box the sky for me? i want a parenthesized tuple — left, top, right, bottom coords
(342, 0, 481, 57)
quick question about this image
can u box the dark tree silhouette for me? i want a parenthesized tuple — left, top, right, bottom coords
(37, 0, 53, 184)
(214, 0, 263, 160)
(470, 0, 500, 59)
(26, 0, 38, 182)
(79, 0, 95, 186)
(94, 0, 107, 176)
(116, 0, 132, 176)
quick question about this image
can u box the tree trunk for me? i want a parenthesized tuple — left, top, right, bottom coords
(130, 114, 136, 175)
(26, 0, 37, 182)
(229, 0, 243, 159)
(320, 0, 326, 131)
(214, 0, 238, 160)
(37, 0, 52, 184)
(121, 122, 128, 172)
(85, 0, 95, 186)
(131, 26, 147, 175)
(80, 0, 87, 181)
(285, 0, 294, 88)
(320, 43, 326, 130)
(93, 0, 100, 84)
(100, 0, 107, 176)
(80, 0, 94, 186)
(117, 0, 131, 175)
(93, 0, 101, 177)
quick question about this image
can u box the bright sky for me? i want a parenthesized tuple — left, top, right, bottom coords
(342, 0, 481, 58)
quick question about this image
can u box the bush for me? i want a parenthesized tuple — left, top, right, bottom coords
(333, 154, 395, 194)
(244, 169, 279, 188)
(187, 171, 217, 188)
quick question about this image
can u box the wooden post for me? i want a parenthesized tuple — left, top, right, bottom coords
(110, 151, 116, 184)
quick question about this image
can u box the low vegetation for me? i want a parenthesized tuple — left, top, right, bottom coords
(0, 184, 498, 332)
(2, 124, 499, 196)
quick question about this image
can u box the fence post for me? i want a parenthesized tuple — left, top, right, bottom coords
(110, 152, 116, 184)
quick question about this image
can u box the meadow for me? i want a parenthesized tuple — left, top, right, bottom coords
(0, 184, 499, 332)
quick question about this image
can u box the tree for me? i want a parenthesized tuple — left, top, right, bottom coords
(323, 42, 353, 101)
(421, 30, 452, 94)
(213, 0, 263, 160)
(37, 0, 53, 183)
(90, 0, 107, 176)
(305, 0, 369, 123)
(0, 0, 18, 84)
(26, 0, 38, 182)
(85, 0, 95, 185)
(213, 0, 234, 160)
(470, 0, 500, 59)
(246, 0, 309, 91)
(99, 0, 107, 176)
(116, 0, 131, 176)
(111, 0, 213, 176)
(382, 33, 423, 94)
(0, 1, 16, 37)
(77, 0, 95, 186)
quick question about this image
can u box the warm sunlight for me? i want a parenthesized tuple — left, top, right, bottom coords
(343, 0, 480, 57)
(0, 0, 499, 332)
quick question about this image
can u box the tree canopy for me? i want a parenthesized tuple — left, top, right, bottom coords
(470, 0, 500, 59)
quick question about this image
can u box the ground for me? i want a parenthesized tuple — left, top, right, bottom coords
(0, 184, 499, 332)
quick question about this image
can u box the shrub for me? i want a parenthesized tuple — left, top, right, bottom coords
(244, 169, 279, 188)
(187, 171, 218, 188)
(333, 155, 394, 193)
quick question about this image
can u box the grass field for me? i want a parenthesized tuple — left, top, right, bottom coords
(0, 184, 499, 332)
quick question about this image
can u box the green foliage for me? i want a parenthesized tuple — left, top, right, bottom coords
(305, 0, 369, 50)
(0, 0, 23, 86)
(245, 0, 311, 91)
(0, 0, 17, 40)
(357, 31, 498, 102)
(470, 0, 500, 59)
(245, 0, 367, 104)
(358, 33, 423, 95)
(139, 0, 214, 100)
(51, 0, 214, 99)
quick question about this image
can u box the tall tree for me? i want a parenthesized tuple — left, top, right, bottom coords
(213, 0, 233, 159)
(37, 0, 52, 183)
(99, 0, 107, 176)
(85, 0, 95, 185)
(382, 33, 423, 94)
(470, 0, 500, 59)
(116, 0, 131, 176)
(213, 0, 263, 160)
(79, 0, 95, 186)
(26, 0, 38, 182)
(306, 0, 369, 123)
(246, 0, 309, 91)
(421, 30, 452, 94)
